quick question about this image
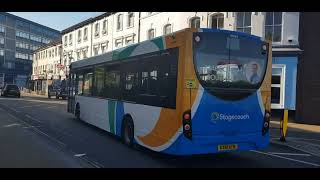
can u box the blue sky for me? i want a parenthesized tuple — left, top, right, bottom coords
(9, 12, 105, 31)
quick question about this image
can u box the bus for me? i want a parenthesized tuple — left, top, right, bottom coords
(67, 28, 272, 155)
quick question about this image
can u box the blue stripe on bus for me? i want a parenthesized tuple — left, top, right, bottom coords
(162, 91, 269, 155)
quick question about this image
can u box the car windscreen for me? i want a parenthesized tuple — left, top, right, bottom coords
(6, 85, 19, 91)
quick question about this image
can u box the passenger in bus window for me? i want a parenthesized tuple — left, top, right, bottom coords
(250, 63, 260, 84)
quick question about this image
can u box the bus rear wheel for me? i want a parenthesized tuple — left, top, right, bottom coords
(122, 117, 134, 147)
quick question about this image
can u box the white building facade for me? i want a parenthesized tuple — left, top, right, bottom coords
(32, 41, 63, 94)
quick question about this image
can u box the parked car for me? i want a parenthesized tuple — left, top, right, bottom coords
(55, 87, 68, 100)
(47, 85, 57, 99)
(1, 84, 20, 98)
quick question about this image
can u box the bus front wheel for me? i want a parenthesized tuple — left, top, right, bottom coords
(121, 117, 134, 147)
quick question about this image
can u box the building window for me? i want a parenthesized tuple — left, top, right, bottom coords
(0, 37, 4, 44)
(64, 35, 68, 47)
(29, 55, 33, 61)
(265, 12, 283, 43)
(115, 39, 123, 48)
(15, 52, 29, 60)
(95, 22, 100, 37)
(190, 17, 201, 28)
(210, 13, 224, 29)
(0, 49, 4, 56)
(82, 49, 88, 59)
(0, 25, 5, 33)
(77, 51, 81, 60)
(271, 65, 286, 109)
(69, 34, 73, 45)
(84, 27, 88, 41)
(125, 37, 133, 45)
(101, 43, 107, 53)
(78, 30, 82, 43)
(236, 12, 252, 34)
(148, 28, 155, 40)
(128, 12, 134, 28)
(16, 41, 29, 49)
(42, 37, 51, 44)
(93, 46, 99, 56)
(102, 20, 107, 35)
(163, 24, 172, 35)
(117, 14, 123, 31)
(16, 31, 30, 39)
(30, 34, 42, 42)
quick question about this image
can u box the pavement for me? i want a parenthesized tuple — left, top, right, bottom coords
(0, 92, 320, 168)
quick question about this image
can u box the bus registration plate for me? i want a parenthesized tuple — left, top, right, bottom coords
(218, 144, 238, 151)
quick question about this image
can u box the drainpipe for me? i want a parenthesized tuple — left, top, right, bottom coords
(138, 12, 141, 43)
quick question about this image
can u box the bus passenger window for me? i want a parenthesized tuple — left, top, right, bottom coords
(83, 72, 93, 96)
(94, 66, 105, 97)
(77, 74, 83, 95)
(104, 70, 121, 99)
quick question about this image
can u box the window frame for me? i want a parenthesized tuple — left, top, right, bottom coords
(189, 17, 201, 28)
(163, 24, 172, 35)
(264, 12, 283, 43)
(210, 13, 224, 29)
(116, 14, 123, 31)
(236, 12, 252, 34)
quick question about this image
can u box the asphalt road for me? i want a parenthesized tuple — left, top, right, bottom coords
(0, 94, 320, 168)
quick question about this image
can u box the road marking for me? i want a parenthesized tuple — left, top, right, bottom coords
(18, 104, 43, 109)
(271, 136, 320, 143)
(74, 153, 86, 157)
(271, 139, 320, 158)
(23, 125, 41, 129)
(251, 150, 320, 167)
(268, 152, 311, 156)
(25, 114, 41, 123)
(3, 123, 21, 128)
(44, 106, 57, 109)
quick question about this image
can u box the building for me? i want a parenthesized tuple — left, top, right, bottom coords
(296, 12, 320, 125)
(0, 12, 60, 88)
(31, 40, 63, 95)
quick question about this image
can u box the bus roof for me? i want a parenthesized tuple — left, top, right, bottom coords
(70, 28, 264, 70)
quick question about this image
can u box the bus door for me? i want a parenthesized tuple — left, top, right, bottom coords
(67, 73, 76, 113)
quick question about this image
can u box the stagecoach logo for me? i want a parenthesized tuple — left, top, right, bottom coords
(211, 112, 250, 123)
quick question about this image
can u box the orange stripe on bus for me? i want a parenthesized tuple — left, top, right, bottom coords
(138, 29, 200, 147)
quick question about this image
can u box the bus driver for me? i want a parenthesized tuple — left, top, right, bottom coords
(250, 63, 260, 84)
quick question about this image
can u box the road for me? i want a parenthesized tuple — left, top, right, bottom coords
(0, 94, 320, 168)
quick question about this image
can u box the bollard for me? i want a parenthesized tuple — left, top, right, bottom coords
(280, 109, 288, 142)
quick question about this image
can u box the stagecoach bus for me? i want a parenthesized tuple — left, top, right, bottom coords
(67, 28, 272, 155)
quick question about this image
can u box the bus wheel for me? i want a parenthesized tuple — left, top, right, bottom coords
(75, 104, 80, 120)
(122, 117, 134, 147)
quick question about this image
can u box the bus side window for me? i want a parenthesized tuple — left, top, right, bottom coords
(76, 74, 83, 95)
(83, 72, 93, 96)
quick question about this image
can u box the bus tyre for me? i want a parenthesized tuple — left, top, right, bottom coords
(75, 104, 80, 120)
(122, 117, 134, 147)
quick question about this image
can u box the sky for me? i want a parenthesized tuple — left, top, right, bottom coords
(8, 12, 105, 31)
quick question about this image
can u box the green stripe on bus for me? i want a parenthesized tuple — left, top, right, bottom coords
(151, 37, 164, 50)
(108, 100, 116, 134)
